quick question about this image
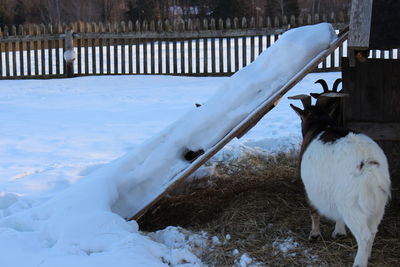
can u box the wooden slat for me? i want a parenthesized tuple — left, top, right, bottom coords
(211, 37, 216, 73)
(347, 123, 400, 141)
(114, 38, 119, 74)
(0, 43, 3, 76)
(203, 38, 208, 73)
(150, 40, 155, 74)
(180, 39, 184, 73)
(143, 39, 148, 74)
(158, 39, 162, 74)
(55, 25, 60, 75)
(234, 37, 239, 72)
(47, 25, 53, 75)
(195, 38, 200, 73)
(188, 39, 193, 74)
(349, 0, 373, 49)
(227, 37, 232, 73)
(219, 38, 223, 73)
(11, 27, 17, 76)
(84, 24, 89, 75)
(19, 40, 24, 76)
(242, 36, 247, 67)
(165, 40, 170, 74)
(5, 41, 10, 76)
(250, 36, 255, 62)
(128, 38, 133, 74)
(77, 24, 82, 75)
(106, 37, 111, 74)
(27, 38, 32, 76)
(173, 40, 177, 74)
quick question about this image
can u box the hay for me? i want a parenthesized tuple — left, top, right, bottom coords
(138, 152, 400, 266)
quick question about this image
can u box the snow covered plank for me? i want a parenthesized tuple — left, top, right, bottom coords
(131, 24, 349, 220)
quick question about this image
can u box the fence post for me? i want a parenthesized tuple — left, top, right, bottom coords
(64, 28, 75, 78)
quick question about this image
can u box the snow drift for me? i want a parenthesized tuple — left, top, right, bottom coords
(0, 23, 336, 266)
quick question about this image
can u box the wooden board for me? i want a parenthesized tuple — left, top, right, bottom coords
(342, 58, 400, 123)
(370, 0, 400, 50)
(348, 0, 373, 50)
(131, 28, 349, 221)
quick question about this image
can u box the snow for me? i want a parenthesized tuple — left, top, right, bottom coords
(0, 23, 340, 266)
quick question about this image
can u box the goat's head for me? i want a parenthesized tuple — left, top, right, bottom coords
(289, 94, 346, 138)
(310, 79, 346, 110)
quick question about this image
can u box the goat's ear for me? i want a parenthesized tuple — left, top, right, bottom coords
(290, 104, 305, 118)
(310, 93, 321, 99)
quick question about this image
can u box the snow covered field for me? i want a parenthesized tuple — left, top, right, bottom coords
(0, 24, 340, 266)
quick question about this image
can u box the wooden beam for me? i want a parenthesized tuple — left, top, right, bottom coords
(347, 122, 400, 141)
(131, 28, 349, 221)
(349, 0, 373, 50)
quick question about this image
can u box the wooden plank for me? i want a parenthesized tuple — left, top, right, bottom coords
(77, 24, 82, 75)
(27, 39, 32, 76)
(5, 42, 10, 76)
(348, 0, 373, 49)
(55, 26, 60, 75)
(47, 25, 53, 76)
(12, 41, 17, 76)
(195, 39, 200, 74)
(347, 123, 400, 141)
(203, 38, 208, 73)
(121, 38, 126, 74)
(0, 43, 3, 77)
(219, 38, 223, 73)
(173, 40, 177, 74)
(19, 37, 24, 76)
(188, 39, 193, 74)
(151, 40, 155, 74)
(158, 39, 162, 74)
(242, 36, 247, 67)
(11, 27, 17, 76)
(91, 23, 97, 74)
(211, 37, 216, 73)
(258, 35, 263, 55)
(131, 29, 349, 221)
(99, 38, 104, 75)
(143, 39, 148, 74)
(250, 35, 255, 62)
(129, 38, 133, 74)
(84, 24, 89, 75)
(234, 37, 239, 72)
(180, 39, 184, 73)
(106, 37, 111, 74)
(227, 37, 232, 73)
(114, 38, 119, 74)
(165, 40, 170, 74)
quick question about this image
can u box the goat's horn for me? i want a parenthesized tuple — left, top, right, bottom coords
(332, 78, 342, 92)
(310, 92, 321, 99)
(315, 79, 329, 92)
(288, 94, 311, 109)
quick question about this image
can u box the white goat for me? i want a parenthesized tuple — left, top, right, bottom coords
(289, 94, 391, 267)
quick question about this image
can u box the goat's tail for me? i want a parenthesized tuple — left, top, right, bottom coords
(358, 160, 391, 216)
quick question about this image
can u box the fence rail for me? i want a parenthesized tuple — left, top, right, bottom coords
(0, 13, 394, 79)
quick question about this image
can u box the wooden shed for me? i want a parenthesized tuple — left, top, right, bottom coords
(342, 0, 400, 188)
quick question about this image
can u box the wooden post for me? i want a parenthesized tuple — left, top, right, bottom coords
(64, 28, 75, 78)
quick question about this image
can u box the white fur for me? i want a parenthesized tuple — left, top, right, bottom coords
(302, 132, 391, 267)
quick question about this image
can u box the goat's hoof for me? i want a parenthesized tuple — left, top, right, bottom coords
(308, 232, 322, 241)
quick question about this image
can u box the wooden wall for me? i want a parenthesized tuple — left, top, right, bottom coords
(342, 57, 400, 186)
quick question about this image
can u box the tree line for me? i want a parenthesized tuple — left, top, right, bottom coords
(0, 0, 350, 27)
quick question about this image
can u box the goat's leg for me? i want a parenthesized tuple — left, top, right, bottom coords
(342, 211, 373, 267)
(309, 207, 321, 240)
(332, 219, 347, 239)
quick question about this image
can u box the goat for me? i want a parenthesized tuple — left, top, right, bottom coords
(289, 94, 391, 267)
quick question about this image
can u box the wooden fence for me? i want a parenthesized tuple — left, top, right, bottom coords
(0, 12, 392, 79)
